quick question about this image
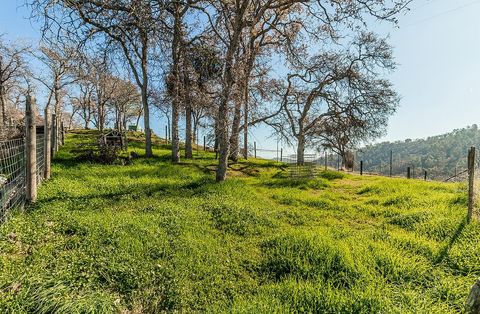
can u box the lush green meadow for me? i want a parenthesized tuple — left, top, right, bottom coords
(0, 130, 479, 313)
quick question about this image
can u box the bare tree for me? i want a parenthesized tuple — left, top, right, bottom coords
(69, 81, 94, 129)
(110, 79, 142, 132)
(29, 0, 167, 157)
(202, 0, 409, 181)
(0, 36, 30, 125)
(272, 33, 398, 164)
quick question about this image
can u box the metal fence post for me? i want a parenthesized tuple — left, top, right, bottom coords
(26, 95, 37, 203)
(203, 136, 206, 151)
(254, 142, 256, 158)
(468, 147, 476, 222)
(360, 161, 363, 175)
(44, 107, 51, 180)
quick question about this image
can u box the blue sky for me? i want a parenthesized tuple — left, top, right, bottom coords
(1, 0, 480, 157)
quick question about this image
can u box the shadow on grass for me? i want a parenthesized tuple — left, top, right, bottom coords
(32, 176, 215, 212)
(435, 217, 468, 264)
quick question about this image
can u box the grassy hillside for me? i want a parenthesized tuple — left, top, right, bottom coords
(357, 124, 480, 180)
(0, 130, 479, 313)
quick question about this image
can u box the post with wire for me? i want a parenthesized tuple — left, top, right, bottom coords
(44, 107, 51, 180)
(25, 95, 37, 203)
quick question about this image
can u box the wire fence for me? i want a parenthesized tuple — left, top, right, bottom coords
(36, 134, 46, 186)
(0, 121, 57, 223)
(245, 141, 480, 183)
(0, 137, 26, 222)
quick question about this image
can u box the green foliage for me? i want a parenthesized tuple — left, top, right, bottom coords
(0, 130, 478, 313)
(359, 124, 480, 179)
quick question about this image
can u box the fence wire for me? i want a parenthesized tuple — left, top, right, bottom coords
(0, 138, 26, 222)
(37, 134, 45, 185)
(0, 130, 51, 222)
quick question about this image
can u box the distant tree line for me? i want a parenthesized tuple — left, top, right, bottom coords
(356, 125, 480, 180)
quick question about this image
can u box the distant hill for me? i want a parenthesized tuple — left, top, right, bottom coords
(357, 124, 480, 180)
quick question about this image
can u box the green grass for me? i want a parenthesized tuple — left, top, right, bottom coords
(0, 130, 479, 313)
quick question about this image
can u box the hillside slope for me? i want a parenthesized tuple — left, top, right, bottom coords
(0, 130, 479, 313)
(358, 124, 480, 180)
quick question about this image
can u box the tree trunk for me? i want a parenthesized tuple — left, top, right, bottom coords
(136, 113, 141, 130)
(192, 116, 198, 152)
(216, 102, 230, 181)
(214, 119, 219, 154)
(297, 135, 305, 165)
(243, 88, 249, 159)
(141, 59, 153, 157)
(216, 4, 248, 181)
(184, 65, 193, 159)
(229, 99, 242, 161)
(54, 86, 61, 151)
(122, 108, 128, 132)
(241, 42, 255, 160)
(185, 102, 193, 159)
(170, 6, 182, 163)
(84, 108, 89, 129)
(99, 103, 105, 133)
(0, 85, 6, 126)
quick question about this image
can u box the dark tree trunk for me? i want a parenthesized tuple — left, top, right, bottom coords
(141, 49, 153, 157)
(243, 88, 249, 159)
(216, 4, 248, 181)
(0, 85, 6, 126)
(228, 99, 242, 161)
(170, 5, 182, 163)
(185, 102, 193, 159)
(297, 135, 305, 165)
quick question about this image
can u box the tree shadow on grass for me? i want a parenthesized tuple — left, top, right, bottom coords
(435, 216, 468, 264)
(31, 176, 215, 212)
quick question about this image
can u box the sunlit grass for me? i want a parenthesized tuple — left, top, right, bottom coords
(0, 130, 478, 313)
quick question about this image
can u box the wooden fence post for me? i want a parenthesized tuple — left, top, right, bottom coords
(26, 95, 37, 203)
(280, 148, 283, 162)
(254, 142, 256, 158)
(203, 136, 206, 151)
(407, 167, 411, 179)
(424, 170, 427, 181)
(468, 147, 475, 222)
(44, 107, 51, 180)
(51, 113, 57, 155)
(360, 161, 363, 175)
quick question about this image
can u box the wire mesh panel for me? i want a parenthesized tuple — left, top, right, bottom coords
(288, 165, 320, 178)
(36, 134, 45, 185)
(284, 154, 320, 178)
(0, 138, 26, 222)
